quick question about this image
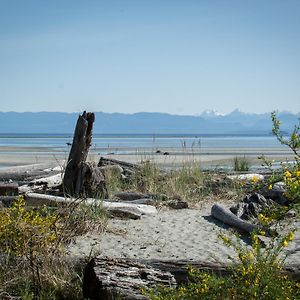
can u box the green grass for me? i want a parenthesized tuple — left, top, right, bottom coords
(233, 156, 250, 172)
(105, 160, 239, 204)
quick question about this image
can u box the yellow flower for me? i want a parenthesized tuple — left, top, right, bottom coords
(283, 240, 289, 247)
(268, 184, 273, 190)
(285, 171, 292, 178)
(287, 232, 295, 241)
(252, 175, 258, 183)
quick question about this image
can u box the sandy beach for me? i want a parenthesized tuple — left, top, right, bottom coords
(0, 145, 295, 170)
(68, 202, 300, 266)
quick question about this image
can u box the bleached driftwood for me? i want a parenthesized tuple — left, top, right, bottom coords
(211, 204, 259, 233)
(0, 162, 63, 183)
(24, 193, 157, 218)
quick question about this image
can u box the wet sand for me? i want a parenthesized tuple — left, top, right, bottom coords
(0, 145, 295, 170)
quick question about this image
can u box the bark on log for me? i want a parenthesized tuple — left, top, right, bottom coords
(115, 192, 150, 201)
(83, 257, 177, 300)
(98, 157, 138, 171)
(83, 257, 300, 300)
(0, 196, 17, 206)
(63, 111, 95, 195)
(0, 182, 18, 196)
(211, 204, 260, 233)
(75, 162, 108, 198)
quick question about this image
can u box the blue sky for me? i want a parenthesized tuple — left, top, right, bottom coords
(0, 0, 299, 115)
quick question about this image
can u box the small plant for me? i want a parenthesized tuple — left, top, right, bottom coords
(233, 156, 250, 172)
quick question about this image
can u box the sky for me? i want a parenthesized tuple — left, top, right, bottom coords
(0, 0, 299, 115)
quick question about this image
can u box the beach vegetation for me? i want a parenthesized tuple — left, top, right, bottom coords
(145, 230, 299, 300)
(105, 159, 239, 204)
(233, 155, 250, 172)
(0, 196, 107, 299)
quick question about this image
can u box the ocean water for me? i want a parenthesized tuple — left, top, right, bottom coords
(0, 133, 285, 152)
(0, 133, 293, 170)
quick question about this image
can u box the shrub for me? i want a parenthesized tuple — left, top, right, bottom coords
(0, 196, 62, 257)
(145, 231, 299, 300)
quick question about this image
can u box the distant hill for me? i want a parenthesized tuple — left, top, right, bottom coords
(0, 110, 299, 134)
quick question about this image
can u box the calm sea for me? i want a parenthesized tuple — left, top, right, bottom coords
(0, 133, 285, 153)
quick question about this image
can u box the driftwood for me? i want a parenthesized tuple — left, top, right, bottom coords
(211, 204, 260, 233)
(83, 257, 300, 300)
(0, 196, 17, 206)
(83, 257, 177, 300)
(75, 162, 107, 198)
(230, 193, 277, 220)
(63, 111, 96, 195)
(0, 182, 18, 196)
(115, 192, 150, 201)
(24, 193, 157, 218)
(98, 157, 137, 171)
(0, 162, 63, 184)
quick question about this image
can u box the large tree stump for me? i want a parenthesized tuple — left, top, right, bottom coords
(63, 111, 97, 196)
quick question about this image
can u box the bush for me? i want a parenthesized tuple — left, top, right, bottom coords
(0, 196, 62, 257)
(145, 231, 299, 300)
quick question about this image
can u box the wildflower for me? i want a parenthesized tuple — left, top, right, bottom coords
(287, 231, 295, 241)
(283, 240, 289, 247)
(252, 175, 258, 183)
(285, 171, 292, 178)
(268, 184, 273, 190)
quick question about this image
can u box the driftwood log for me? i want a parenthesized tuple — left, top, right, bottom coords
(0, 162, 62, 184)
(211, 204, 260, 233)
(0, 182, 18, 196)
(98, 157, 137, 172)
(63, 111, 96, 196)
(83, 257, 300, 300)
(83, 257, 177, 300)
(24, 193, 157, 218)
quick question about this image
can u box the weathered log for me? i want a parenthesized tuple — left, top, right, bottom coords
(0, 196, 17, 207)
(98, 157, 138, 170)
(83, 257, 177, 300)
(0, 162, 63, 183)
(0, 182, 18, 196)
(166, 199, 189, 209)
(83, 257, 300, 300)
(115, 192, 150, 201)
(63, 111, 95, 195)
(211, 204, 260, 233)
(24, 193, 157, 217)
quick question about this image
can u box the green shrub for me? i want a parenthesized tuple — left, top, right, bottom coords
(145, 231, 299, 300)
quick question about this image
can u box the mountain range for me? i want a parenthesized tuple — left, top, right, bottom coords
(0, 110, 299, 135)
